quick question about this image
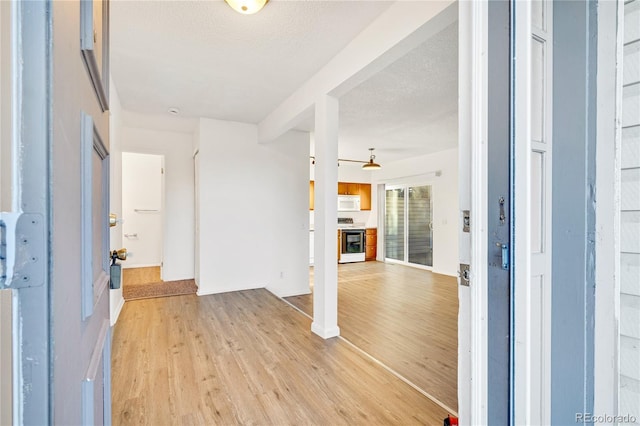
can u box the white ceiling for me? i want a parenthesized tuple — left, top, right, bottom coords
(314, 20, 459, 163)
(111, 0, 458, 165)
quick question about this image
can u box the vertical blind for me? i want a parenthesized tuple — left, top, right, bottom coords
(385, 185, 433, 267)
(385, 188, 405, 261)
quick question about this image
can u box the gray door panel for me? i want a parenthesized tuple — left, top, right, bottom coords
(51, 0, 112, 424)
(9, 1, 112, 424)
(487, 1, 511, 423)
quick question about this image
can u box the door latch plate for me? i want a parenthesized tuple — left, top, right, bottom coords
(462, 210, 470, 233)
(459, 263, 470, 286)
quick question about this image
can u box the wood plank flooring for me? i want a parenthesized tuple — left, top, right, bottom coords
(285, 262, 458, 412)
(112, 290, 449, 425)
(123, 266, 161, 286)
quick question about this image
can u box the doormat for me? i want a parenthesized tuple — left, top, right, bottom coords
(123, 279, 197, 301)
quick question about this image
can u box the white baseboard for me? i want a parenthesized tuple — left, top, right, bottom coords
(432, 268, 458, 278)
(110, 293, 125, 327)
(265, 285, 311, 298)
(121, 263, 161, 269)
(311, 322, 340, 339)
(196, 283, 265, 297)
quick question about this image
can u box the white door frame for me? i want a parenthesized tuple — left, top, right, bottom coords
(459, 0, 555, 422)
(594, 0, 623, 417)
(512, 0, 553, 424)
(459, 1, 489, 423)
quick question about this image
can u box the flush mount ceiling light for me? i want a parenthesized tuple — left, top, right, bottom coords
(361, 148, 381, 170)
(225, 0, 269, 14)
(309, 148, 382, 170)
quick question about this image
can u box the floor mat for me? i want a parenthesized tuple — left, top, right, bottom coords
(123, 279, 197, 301)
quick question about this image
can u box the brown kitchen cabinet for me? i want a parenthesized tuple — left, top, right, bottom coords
(365, 228, 377, 261)
(310, 180, 372, 211)
(338, 181, 372, 211)
(359, 183, 371, 210)
(337, 182, 360, 195)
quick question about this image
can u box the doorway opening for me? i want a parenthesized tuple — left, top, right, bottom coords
(121, 152, 166, 298)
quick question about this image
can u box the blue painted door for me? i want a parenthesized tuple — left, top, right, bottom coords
(5, 1, 113, 424)
(63, 0, 114, 424)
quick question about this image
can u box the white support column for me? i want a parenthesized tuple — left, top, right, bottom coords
(311, 95, 340, 339)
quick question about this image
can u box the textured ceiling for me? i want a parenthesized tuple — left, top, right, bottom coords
(111, 1, 458, 164)
(110, 0, 393, 122)
(311, 20, 459, 164)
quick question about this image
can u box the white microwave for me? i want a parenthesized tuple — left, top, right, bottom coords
(338, 195, 361, 211)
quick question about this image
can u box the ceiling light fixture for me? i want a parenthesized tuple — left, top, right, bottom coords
(309, 148, 382, 170)
(225, 0, 269, 15)
(361, 148, 381, 170)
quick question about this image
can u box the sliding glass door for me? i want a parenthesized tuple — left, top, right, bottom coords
(385, 185, 433, 267)
(385, 188, 405, 261)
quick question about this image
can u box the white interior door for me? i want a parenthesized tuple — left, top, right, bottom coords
(121, 152, 164, 271)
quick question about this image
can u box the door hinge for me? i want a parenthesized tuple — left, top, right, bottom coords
(0, 212, 45, 289)
(462, 210, 470, 233)
(161, 168, 164, 174)
(459, 263, 470, 286)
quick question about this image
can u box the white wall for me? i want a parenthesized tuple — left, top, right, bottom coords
(121, 120, 195, 281)
(197, 118, 309, 297)
(109, 78, 125, 326)
(372, 147, 459, 276)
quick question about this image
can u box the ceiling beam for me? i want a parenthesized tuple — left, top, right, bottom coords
(257, 0, 457, 144)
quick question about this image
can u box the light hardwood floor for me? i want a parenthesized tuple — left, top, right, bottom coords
(285, 262, 458, 412)
(112, 290, 449, 425)
(123, 266, 161, 286)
